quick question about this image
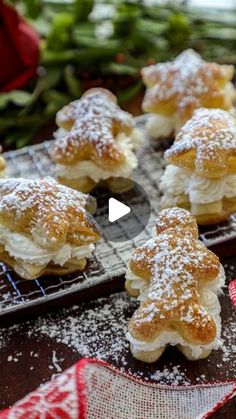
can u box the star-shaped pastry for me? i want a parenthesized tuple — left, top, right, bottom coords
(0, 177, 99, 250)
(128, 208, 220, 347)
(51, 88, 134, 169)
(165, 108, 236, 178)
(142, 49, 235, 123)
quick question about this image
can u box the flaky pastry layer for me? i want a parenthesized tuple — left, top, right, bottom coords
(54, 131, 140, 192)
(165, 108, 236, 179)
(142, 49, 236, 126)
(51, 88, 140, 170)
(0, 177, 100, 279)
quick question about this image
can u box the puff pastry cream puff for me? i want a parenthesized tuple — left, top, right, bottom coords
(142, 49, 236, 139)
(160, 108, 236, 224)
(126, 208, 225, 362)
(0, 177, 100, 280)
(51, 88, 142, 193)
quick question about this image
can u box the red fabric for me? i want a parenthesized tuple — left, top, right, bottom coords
(229, 279, 236, 308)
(0, 0, 39, 91)
(0, 358, 235, 419)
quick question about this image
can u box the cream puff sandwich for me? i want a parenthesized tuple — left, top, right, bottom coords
(126, 208, 225, 362)
(0, 177, 100, 279)
(51, 88, 142, 193)
(160, 108, 236, 224)
(142, 49, 236, 139)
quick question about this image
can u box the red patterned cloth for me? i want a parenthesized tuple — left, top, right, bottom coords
(229, 279, 236, 308)
(0, 359, 235, 419)
(0, 0, 39, 91)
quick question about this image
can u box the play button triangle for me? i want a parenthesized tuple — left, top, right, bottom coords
(108, 198, 131, 223)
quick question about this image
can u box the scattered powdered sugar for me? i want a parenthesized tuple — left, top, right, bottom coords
(7, 352, 22, 363)
(0, 290, 235, 386)
(1, 292, 195, 385)
(196, 374, 206, 382)
(33, 293, 133, 364)
(52, 88, 134, 164)
(150, 365, 191, 385)
(221, 315, 236, 364)
(49, 351, 64, 373)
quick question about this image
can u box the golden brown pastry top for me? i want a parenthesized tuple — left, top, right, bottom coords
(0, 177, 100, 250)
(129, 208, 219, 345)
(165, 108, 236, 178)
(51, 88, 134, 169)
(142, 49, 235, 123)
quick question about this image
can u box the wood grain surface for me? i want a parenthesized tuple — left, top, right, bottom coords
(0, 256, 235, 417)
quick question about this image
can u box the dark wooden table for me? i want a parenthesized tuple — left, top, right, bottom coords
(0, 257, 235, 418)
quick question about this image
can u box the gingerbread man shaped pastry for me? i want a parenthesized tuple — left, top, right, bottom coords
(126, 208, 225, 362)
(51, 88, 142, 193)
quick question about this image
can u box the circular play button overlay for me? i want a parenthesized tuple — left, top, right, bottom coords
(94, 178, 151, 242)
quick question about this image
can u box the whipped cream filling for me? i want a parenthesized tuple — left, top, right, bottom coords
(0, 226, 94, 267)
(146, 114, 177, 139)
(160, 164, 189, 196)
(127, 309, 221, 359)
(147, 82, 236, 140)
(126, 265, 224, 358)
(56, 131, 140, 182)
(201, 264, 225, 295)
(125, 268, 149, 301)
(160, 165, 236, 204)
(126, 264, 225, 298)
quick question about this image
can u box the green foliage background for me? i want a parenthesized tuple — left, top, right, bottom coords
(1, 0, 236, 148)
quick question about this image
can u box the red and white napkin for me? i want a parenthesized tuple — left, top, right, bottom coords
(0, 358, 235, 419)
(229, 279, 236, 308)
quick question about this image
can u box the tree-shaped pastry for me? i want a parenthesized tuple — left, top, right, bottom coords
(50, 88, 141, 193)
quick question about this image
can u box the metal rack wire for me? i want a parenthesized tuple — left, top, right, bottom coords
(1, 116, 236, 318)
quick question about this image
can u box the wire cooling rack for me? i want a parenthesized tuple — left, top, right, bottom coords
(1, 115, 236, 321)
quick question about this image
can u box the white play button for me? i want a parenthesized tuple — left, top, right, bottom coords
(108, 198, 131, 223)
(94, 177, 151, 242)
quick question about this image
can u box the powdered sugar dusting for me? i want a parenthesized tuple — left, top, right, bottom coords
(0, 177, 98, 247)
(150, 365, 191, 385)
(144, 50, 206, 101)
(131, 209, 219, 327)
(0, 290, 234, 386)
(34, 293, 132, 364)
(52, 89, 134, 164)
(165, 108, 236, 177)
(0, 176, 88, 217)
(142, 49, 233, 120)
